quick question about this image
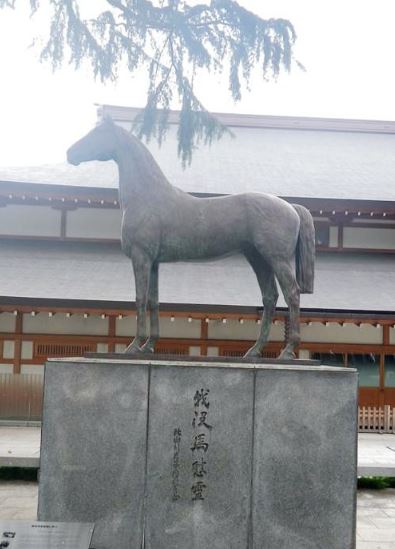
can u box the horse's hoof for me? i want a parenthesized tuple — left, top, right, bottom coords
(278, 350, 296, 360)
(124, 345, 143, 355)
(244, 348, 261, 358)
(140, 343, 155, 353)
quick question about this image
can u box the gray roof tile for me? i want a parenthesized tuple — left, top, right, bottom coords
(0, 240, 393, 313)
(1, 126, 395, 201)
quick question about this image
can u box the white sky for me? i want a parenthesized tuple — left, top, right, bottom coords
(1, 0, 395, 166)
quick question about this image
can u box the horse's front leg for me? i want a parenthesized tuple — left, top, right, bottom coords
(141, 262, 159, 353)
(125, 249, 152, 354)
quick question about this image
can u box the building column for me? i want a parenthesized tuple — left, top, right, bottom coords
(13, 312, 23, 375)
(200, 319, 208, 356)
(380, 324, 390, 406)
(108, 315, 116, 353)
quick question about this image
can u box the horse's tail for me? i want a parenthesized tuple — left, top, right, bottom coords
(292, 204, 315, 294)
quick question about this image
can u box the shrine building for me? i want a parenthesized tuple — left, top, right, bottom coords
(0, 105, 395, 418)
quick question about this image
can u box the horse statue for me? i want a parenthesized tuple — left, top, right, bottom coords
(67, 117, 315, 359)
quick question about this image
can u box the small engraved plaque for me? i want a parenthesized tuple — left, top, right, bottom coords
(0, 521, 94, 549)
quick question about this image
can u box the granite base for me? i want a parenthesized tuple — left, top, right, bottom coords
(38, 358, 358, 549)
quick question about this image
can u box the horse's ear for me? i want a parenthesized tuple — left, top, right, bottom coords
(97, 115, 114, 128)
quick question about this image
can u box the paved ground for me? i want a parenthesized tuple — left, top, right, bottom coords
(0, 481, 393, 548)
(359, 433, 395, 476)
(0, 427, 394, 547)
(1, 426, 395, 474)
(357, 490, 395, 548)
(0, 426, 40, 468)
(0, 481, 38, 521)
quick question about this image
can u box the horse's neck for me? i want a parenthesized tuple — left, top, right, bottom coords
(115, 132, 175, 211)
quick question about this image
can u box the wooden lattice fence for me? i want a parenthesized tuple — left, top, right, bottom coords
(359, 406, 395, 433)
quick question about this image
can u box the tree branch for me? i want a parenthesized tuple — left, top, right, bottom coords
(0, 0, 300, 164)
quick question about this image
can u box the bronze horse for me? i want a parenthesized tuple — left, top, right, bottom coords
(67, 118, 315, 359)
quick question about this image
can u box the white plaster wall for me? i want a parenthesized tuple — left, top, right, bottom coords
(390, 328, 395, 345)
(343, 227, 395, 249)
(3, 341, 14, 359)
(21, 341, 33, 359)
(300, 323, 382, 344)
(352, 218, 394, 225)
(189, 346, 201, 356)
(208, 319, 284, 341)
(208, 319, 259, 340)
(116, 316, 137, 337)
(329, 226, 339, 247)
(0, 364, 13, 373)
(21, 364, 44, 375)
(22, 313, 109, 336)
(0, 313, 15, 332)
(97, 343, 109, 353)
(207, 347, 219, 356)
(299, 349, 311, 359)
(14, 314, 384, 345)
(115, 343, 127, 352)
(66, 207, 121, 239)
(269, 323, 286, 342)
(115, 316, 201, 338)
(160, 318, 200, 338)
(0, 205, 61, 237)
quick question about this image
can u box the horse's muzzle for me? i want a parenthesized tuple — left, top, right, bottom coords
(66, 149, 80, 166)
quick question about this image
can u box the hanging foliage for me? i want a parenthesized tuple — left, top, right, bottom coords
(1, 0, 300, 164)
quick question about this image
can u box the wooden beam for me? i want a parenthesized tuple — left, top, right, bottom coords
(338, 223, 344, 250)
(13, 312, 23, 374)
(60, 209, 67, 239)
(379, 353, 385, 406)
(108, 316, 116, 352)
(200, 319, 208, 356)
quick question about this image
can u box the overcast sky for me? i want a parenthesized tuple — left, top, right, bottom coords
(0, 0, 395, 167)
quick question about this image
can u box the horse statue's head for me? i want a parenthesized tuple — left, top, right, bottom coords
(67, 117, 118, 166)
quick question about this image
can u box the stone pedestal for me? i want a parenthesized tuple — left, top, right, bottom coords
(38, 358, 358, 549)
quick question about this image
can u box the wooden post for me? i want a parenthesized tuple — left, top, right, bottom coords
(60, 208, 67, 239)
(200, 318, 208, 356)
(13, 311, 23, 375)
(379, 353, 385, 407)
(381, 325, 390, 406)
(108, 315, 116, 353)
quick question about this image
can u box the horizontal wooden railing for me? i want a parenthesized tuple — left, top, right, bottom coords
(34, 342, 96, 359)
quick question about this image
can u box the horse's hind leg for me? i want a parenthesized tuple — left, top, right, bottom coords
(244, 252, 278, 358)
(141, 262, 159, 353)
(125, 249, 152, 354)
(271, 259, 300, 360)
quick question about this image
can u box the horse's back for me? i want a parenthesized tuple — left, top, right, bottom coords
(196, 191, 300, 259)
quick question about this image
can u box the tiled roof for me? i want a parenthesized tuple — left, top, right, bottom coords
(0, 240, 394, 313)
(1, 123, 395, 201)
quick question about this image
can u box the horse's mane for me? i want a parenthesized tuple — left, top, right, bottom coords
(112, 122, 173, 191)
